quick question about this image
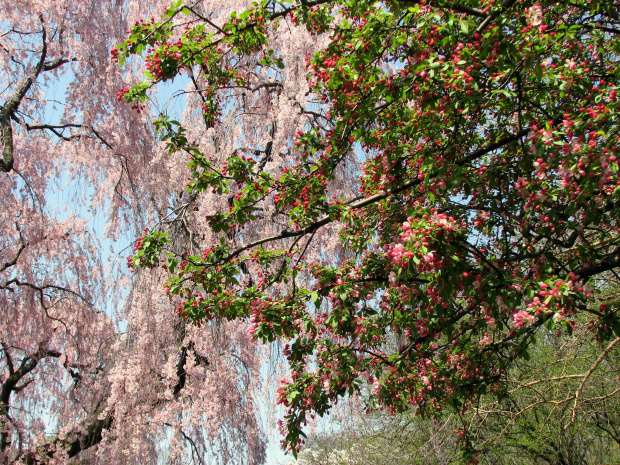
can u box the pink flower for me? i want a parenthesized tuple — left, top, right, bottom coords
(371, 379, 381, 396)
(512, 311, 535, 328)
(527, 4, 543, 27)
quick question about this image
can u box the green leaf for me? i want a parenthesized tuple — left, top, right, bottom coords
(166, 258, 178, 272)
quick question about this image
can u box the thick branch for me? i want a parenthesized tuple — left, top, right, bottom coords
(574, 246, 620, 280)
(1, 344, 61, 455)
(0, 25, 75, 172)
(1, 243, 25, 273)
(17, 411, 113, 465)
(0, 19, 47, 172)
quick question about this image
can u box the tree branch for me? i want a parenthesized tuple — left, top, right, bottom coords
(474, 0, 520, 35)
(0, 17, 47, 172)
(397, 0, 486, 18)
(567, 337, 620, 429)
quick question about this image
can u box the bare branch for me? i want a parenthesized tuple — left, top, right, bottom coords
(567, 337, 620, 429)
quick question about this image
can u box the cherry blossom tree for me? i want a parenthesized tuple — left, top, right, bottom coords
(1, 1, 267, 463)
(119, 0, 620, 459)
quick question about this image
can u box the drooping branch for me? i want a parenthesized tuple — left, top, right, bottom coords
(164, 423, 207, 465)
